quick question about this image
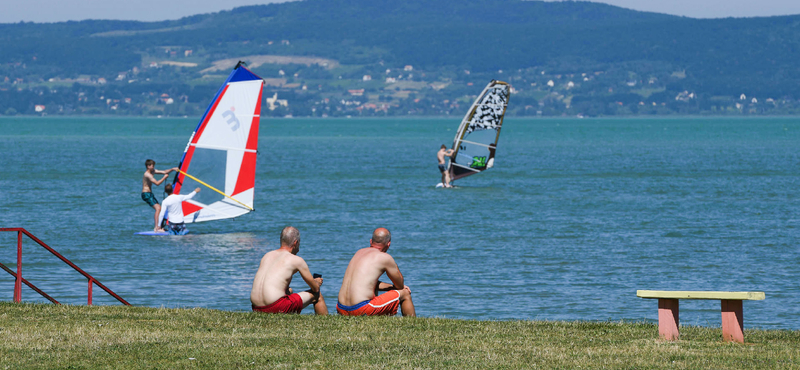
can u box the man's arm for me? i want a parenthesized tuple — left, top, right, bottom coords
(446, 149, 455, 157)
(179, 188, 201, 202)
(382, 255, 405, 290)
(147, 172, 169, 186)
(295, 257, 321, 295)
(157, 200, 167, 226)
(154, 167, 179, 175)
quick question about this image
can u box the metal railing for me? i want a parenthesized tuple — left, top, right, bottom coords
(0, 228, 130, 306)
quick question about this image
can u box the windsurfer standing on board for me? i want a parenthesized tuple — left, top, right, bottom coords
(141, 159, 179, 232)
(437, 145, 455, 188)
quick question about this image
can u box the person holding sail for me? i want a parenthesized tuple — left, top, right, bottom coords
(157, 183, 200, 235)
(141, 159, 179, 232)
(437, 145, 455, 188)
(250, 226, 328, 315)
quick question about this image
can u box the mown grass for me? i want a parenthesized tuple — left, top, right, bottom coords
(1, 302, 799, 369)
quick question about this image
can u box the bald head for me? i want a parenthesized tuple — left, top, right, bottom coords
(280, 226, 300, 248)
(371, 228, 391, 246)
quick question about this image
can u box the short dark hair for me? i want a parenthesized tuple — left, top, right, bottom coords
(164, 183, 173, 194)
(145, 159, 155, 167)
(441, 144, 447, 149)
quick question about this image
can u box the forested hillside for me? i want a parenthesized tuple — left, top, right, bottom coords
(2, 0, 800, 117)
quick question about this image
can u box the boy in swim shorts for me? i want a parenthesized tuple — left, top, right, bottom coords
(141, 159, 178, 232)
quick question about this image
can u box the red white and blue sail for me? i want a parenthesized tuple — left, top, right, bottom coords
(172, 62, 264, 223)
(449, 80, 511, 181)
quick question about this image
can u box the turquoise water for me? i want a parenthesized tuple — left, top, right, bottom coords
(0, 116, 798, 329)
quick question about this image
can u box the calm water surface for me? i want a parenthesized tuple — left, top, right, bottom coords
(0, 116, 798, 330)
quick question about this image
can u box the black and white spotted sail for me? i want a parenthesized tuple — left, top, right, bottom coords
(465, 84, 510, 134)
(448, 80, 511, 182)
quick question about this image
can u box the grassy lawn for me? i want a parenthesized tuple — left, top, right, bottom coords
(1, 302, 798, 369)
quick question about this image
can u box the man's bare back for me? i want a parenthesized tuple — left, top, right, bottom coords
(250, 249, 306, 306)
(249, 226, 327, 315)
(338, 247, 398, 306)
(337, 228, 415, 317)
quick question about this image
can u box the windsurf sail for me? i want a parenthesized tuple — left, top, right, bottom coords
(172, 61, 264, 223)
(448, 80, 511, 182)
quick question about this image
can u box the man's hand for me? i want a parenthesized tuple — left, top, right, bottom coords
(314, 277, 323, 286)
(194, 187, 201, 193)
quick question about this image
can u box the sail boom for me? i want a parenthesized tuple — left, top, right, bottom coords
(450, 163, 481, 172)
(190, 143, 258, 153)
(459, 139, 495, 148)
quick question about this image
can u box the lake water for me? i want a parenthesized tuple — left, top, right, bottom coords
(0, 116, 798, 330)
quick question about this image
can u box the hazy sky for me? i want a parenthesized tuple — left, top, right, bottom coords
(3, 0, 800, 24)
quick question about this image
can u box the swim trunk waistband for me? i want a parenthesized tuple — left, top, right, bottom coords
(336, 300, 370, 312)
(336, 290, 400, 316)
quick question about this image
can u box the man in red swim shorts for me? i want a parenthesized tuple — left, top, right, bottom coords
(250, 226, 328, 315)
(337, 228, 415, 317)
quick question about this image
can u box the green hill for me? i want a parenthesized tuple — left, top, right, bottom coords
(2, 0, 800, 116)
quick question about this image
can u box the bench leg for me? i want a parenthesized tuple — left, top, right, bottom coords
(658, 298, 680, 340)
(721, 299, 744, 343)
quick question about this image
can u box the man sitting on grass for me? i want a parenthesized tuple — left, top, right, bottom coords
(337, 228, 415, 317)
(250, 226, 328, 315)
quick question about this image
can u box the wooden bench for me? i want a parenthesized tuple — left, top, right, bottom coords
(637, 290, 765, 343)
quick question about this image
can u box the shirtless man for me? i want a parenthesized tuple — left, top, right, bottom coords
(250, 226, 328, 315)
(337, 228, 415, 317)
(437, 144, 455, 188)
(157, 184, 200, 235)
(141, 159, 178, 232)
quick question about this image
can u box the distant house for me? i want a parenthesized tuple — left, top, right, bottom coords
(184, 50, 193, 57)
(675, 91, 695, 102)
(97, 78, 107, 84)
(567, 81, 575, 89)
(149, 62, 158, 68)
(740, 94, 747, 100)
(404, 65, 413, 71)
(116, 72, 126, 81)
(751, 97, 758, 104)
(281, 40, 290, 45)
(348, 89, 365, 96)
(362, 75, 372, 81)
(165, 98, 174, 105)
(266, 93, 288, 111)
(385, 77, 396, 84)
(547, 80, 555, 87)
(34, 105, 45, 112)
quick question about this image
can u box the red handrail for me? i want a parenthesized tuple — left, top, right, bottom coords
(1, 228, 130, 306)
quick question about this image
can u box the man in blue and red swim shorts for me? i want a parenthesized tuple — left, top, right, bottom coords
(337, 228, 415, 317)
(250, 226, 328, 315)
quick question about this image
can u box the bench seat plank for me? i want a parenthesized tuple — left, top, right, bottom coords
(637, 290, 765, 300)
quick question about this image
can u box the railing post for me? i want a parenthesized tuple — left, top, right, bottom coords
(88, 278, 93, 306)
(14, 230, 22, 303)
